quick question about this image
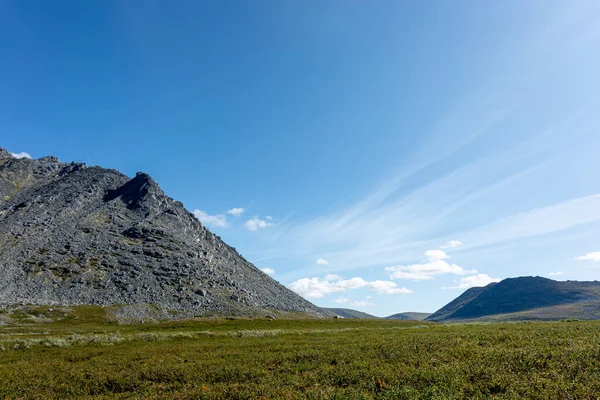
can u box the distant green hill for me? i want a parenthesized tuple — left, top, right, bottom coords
(323, 308, 378, 319)
(427, 277, 600, 322)
(463, 301, 600, 322)
(385, 312, 431, 321)
(426, 286, 488, 322)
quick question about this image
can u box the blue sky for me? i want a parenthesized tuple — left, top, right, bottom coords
(2, 1, 600, 316)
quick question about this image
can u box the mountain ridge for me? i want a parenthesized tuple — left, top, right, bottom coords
(427, 276, 600, 322)
(0, 148, 327, 318)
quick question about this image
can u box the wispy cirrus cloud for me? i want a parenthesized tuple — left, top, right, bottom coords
(238, 9, 600, 288)
(253, 116, 599, 281)
(456, 195, 600, 251)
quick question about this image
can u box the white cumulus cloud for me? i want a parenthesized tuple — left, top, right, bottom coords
(575, 252, 600, 262)
(441, 240, 463, 249)
(316, 258, 330, 265)
(331, 296, 375, 307)
(193, 210, 228, 228)
(444, 274, 500, 290)
(332, 297, 374, 307)
(10, 151, 31, 159)
(227, 208, 245, 217)
(424, 249, 450, 261)
(366, 280, 413, 295)
(261, 268, 275, 276)
(245, 216, 274, 231)
(548, 271, 564, 277)
(385, 250, 476, 281)
(287, 275, 412, 298)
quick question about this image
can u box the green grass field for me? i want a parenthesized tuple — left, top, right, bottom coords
(1, 307, 600, 399)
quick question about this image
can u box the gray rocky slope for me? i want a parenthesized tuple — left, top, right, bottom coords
(0, 148, 326, 317)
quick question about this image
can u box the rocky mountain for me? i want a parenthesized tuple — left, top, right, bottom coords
(385, 312, 431, 321)
(427, 277, 600, 322)
(323, 308, 378, 319)
(0, 148, 327, 318)
(425, 286, 488, 322)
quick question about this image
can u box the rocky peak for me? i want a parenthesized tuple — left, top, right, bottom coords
(0, 147, 327, 318)
(104, 171, 168, 215)
(38, 155, 60, 163)
(0, 148, 13, 160)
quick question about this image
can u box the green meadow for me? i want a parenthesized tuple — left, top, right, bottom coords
(1, 307, 599, 399)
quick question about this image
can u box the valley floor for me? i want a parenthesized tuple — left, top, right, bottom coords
(1, 308, 599, 399)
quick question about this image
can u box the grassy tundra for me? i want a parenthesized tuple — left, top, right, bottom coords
(1, 306, 599, 399)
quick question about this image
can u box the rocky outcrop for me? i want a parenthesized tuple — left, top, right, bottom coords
(0, 148, 326, 317)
